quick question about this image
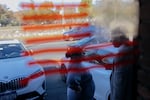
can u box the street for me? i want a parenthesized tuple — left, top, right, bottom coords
(44, 67, 67, 100)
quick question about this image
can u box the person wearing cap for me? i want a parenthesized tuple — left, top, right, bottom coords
(110, 27, 134, 100)
(66, 46, 95, 100)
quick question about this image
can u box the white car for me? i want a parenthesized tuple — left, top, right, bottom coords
(59, 43, 119, 100)
(63, 25, 96, 41)
(0, 39, 46, 100)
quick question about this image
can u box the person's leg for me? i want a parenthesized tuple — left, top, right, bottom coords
(110, 69, 114, 100)
(82, 80, 95, 100)
(111, 69, 127, 100)
(126, 66, 133, 100)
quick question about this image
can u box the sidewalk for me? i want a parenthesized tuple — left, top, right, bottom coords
(44, 67, 67, 100)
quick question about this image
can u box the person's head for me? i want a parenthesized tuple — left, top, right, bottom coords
(65, 46, 84, 59)
(111, 27, 129, 47)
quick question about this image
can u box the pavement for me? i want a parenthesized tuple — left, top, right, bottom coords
(44, 67, 67, 100)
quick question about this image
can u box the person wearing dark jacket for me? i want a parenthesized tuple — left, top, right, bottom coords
(66, 46, 95, 100)
(110, 27, 134, 100)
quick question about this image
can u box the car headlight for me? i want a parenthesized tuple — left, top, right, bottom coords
(22, 69, 44, 85)
(21, 69, 44, 86)
(30, 69, 45, 80)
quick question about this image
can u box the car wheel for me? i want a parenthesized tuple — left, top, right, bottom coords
(61, 64, 67, 83)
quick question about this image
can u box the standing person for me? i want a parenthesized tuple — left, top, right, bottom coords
(65, 46, 95, 100)
(110, 27, 134, 100)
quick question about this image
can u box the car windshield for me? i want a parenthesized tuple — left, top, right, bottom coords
(0, 43, 25, 59)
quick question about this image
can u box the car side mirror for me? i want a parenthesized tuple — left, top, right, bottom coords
(21, 49, 33, 56)
(28, 49, 33, 55)
(102, 57, 113, 70)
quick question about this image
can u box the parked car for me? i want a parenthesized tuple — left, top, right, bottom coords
(59, 39, 119, 100)
(69, 36, 100, 46)
(63, 25, 96, 41)
(0, 39, 46, 100)
(67, 35, 109, 61)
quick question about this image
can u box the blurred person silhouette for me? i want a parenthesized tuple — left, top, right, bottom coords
(65, 46, 95, 100)
(110, 27, 134, 100)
